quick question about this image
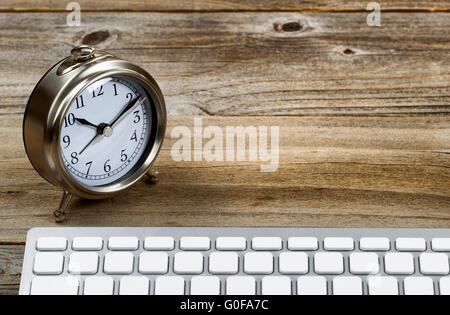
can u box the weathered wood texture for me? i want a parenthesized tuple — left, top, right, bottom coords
(1, 0, 449, 12)
(0, 12, 449, 116)
(0, 245, 23, 295)
(1, 114, 449, 243)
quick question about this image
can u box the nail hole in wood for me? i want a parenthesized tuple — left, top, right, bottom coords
(82, 30, 111, 46)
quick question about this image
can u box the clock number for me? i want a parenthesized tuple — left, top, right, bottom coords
(85, 161, 93, 175)
(133, 110, 141, 123)
(63, 136, 71, 148)
(71, 152, 79, 165)
(126, 93, 133, 101)
(75, 95, 85, 109)
(121, 149, 128, 162)
(104, 159, 111, 173)
(92, 85, 104, 98)
(64, 113, 75, 128)
(130, 130, 137, 142)
(113, 84, 119, 96)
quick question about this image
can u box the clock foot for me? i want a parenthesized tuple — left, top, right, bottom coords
(146, 169, 160, 184)
(53, 191, 73, 223)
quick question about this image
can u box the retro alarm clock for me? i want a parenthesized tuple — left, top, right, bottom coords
(23, 46, 167, 222)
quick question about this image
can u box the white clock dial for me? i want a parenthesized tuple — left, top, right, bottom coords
(59, 77, 153, 186)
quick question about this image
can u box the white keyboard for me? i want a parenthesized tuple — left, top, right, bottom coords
(20, 227, 450, 295)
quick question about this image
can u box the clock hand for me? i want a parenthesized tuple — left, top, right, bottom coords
(75, 118, 99, 129)
(110, 95, 145, 127)
(79, 134, 99, 155)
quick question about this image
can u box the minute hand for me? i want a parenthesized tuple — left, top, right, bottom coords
(110, 95, 145, 127)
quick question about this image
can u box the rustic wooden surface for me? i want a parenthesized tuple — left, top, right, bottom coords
(0, 245, 23, 295)
(1, 12, 450, 116)
(0, 1, 449, 294)
(1, 0, 449, 12)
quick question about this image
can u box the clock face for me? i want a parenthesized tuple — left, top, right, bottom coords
(59, 76, 154, 186)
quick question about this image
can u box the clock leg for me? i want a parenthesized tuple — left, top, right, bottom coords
(146, 169, 160, 184)
(53, 191, 73, 223)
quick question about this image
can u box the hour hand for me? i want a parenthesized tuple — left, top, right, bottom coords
(75, 118, 99, 129)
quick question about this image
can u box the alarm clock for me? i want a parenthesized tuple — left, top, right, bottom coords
(23, 46, 167, 222)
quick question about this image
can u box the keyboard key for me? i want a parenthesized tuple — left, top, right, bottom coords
(419, 253, 449, 275)
(180, 237, 211, 251)
(226, 276, 256, 295)
(368, 276, 399, 295)
(324, 237, 354, 251)
(432, 238, 450, 252)
(396, 238, 426, 252)
(31, 276, 79, 295)
(262, 276, 292, 295)
(216, 237, 246, 251)
(314, 253, 344, 275)
(297, 276, 327, 295)
(104, 252, 134, 274)
(36, 237, 67, 251)
(288, 237, 318, 251)
(33, 252, 64, 275)
(359, 238, 390, 251)
(440, 277, 450, 295)
(244, 252, 274, 274)
(108, 237, 139, 251)
(72, 237, 103, 251)
(385, 253, 414, 275)
(279, 252, 308, 274)
(139, 252, 168, 274)
(191, 276, 221, 295)
(350, 253, 379, 275)
(209, 252, 239, 275)
(68, 252, 99, 275)
(155, 276, 185, 295)
(174, 252, 204, 274)
(84, 276, 114, 295)
(252, 237, 282, 251)
(144, 237, 174, 251)
(119, 276, 149, 295)
(333, 277, 363, 295)
(404, 277, 434, 295)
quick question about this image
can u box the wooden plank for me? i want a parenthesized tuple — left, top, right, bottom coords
(1, 0, 449, 12)
(0, 284, 19, 295)
(0, 114, 449, 243)
(0, 12, 449, 116)
(0, 245, 23, 295)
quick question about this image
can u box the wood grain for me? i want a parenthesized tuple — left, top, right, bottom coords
(1, 0, 449, 12)
(0, 114, 449, 244)
(0, 245, 23, 295)
(0, 12, 449, 116)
